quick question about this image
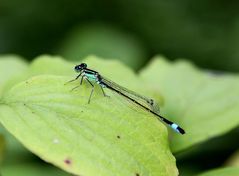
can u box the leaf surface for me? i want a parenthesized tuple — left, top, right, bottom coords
(140, 57, 239, 152)
(0, 55, 27, 96)
(0, 69, 177, 175)
(1, 163, 70, 176)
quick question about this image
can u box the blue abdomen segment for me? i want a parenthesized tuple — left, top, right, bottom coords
(171, 123, 185, 134)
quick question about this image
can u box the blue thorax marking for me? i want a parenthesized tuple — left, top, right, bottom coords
(83, 70, 104, 87)
(84, 72, 97, 81)
(84, 69, 98, 81)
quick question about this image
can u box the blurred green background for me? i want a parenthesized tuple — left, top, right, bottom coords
(1, 0, 239, 71)
(0, 0, 239, 176)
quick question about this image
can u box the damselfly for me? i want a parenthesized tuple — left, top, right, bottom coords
(67, 63, 185, 135)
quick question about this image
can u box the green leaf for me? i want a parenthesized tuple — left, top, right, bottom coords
(27, 55, 74, 76)
(197, 167, 239, 176)
(0, 55, 33, 164)
(1, 163, 71, 176)
(1, 55, 74, 95)
(25, 55, 164, 103)
(0, 73, 177, 175)
(0, 125, 31, 164)
(139, 56, 239, 152)
(0, 55, 28, 96)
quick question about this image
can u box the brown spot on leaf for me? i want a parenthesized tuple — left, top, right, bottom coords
(64, 158, 72, 165)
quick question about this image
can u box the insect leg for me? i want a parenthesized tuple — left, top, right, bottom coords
(65, 72, 83, 85)
(85, 78, 95, 104)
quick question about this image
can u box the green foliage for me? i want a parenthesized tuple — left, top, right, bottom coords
(140, 56, 239, 152)
(197, 167, 239, 176)
(2, 1, 239, 72)
(0, 55, 238, 175)
(0, 55, 28, 96)
(0, 56, 177, 176)
(58, 23, 147, 70)
(0, 55, 34, 168)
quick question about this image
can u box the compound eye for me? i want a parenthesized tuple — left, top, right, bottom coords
(81, 63, 87, 68)
(74, 65, 81, 72)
